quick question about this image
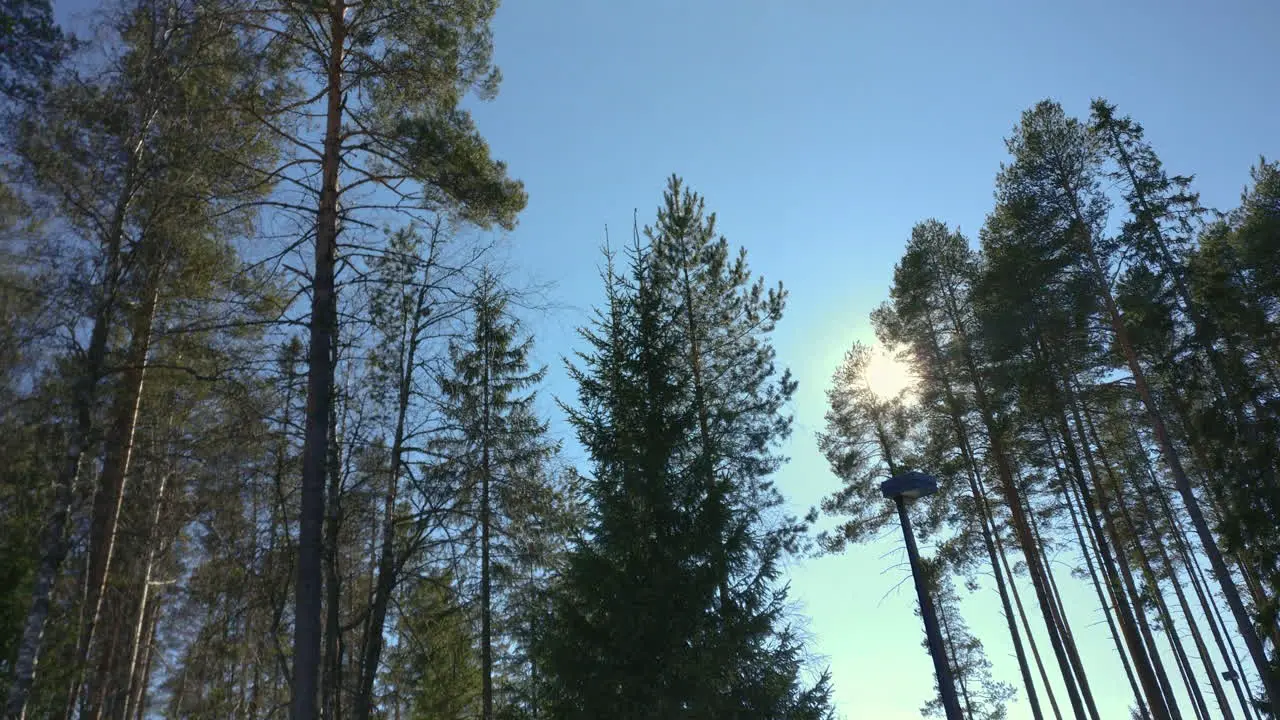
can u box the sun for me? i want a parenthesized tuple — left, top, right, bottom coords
(863, 346, 916, 402)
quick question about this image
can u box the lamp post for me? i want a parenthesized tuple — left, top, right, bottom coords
(881, 470, 964, 720)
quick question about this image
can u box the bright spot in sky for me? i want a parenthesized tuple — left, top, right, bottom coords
(864, 347, 915, 401)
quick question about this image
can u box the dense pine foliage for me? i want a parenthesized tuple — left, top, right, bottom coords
(1, 1, 1277, 719)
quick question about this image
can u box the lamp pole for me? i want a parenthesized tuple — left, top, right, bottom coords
(885, 473, 964, 720)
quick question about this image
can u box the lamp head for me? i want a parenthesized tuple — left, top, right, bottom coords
(880, 470, 939, 500)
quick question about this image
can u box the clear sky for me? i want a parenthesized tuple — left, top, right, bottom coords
(466, 1, 1280, 718)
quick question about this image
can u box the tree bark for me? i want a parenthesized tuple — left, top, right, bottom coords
(1143, 442, 1256, 720)
(295, 3, 345, 716)
(1023, 484, 1102, 720)
(481, 298, 494, 720)
(996, 523, 1065, 720)
(1048, 437, 1149, 720)
(76, 277, 161, 720)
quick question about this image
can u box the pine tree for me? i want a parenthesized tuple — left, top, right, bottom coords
(236, 1, 530, 712)
(993, 100, 1278, 714)
(4, 0, 283, 712)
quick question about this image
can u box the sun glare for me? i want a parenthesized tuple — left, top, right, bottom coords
(864, 348, 915, 402)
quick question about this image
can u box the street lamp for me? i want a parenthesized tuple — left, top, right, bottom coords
(881, 470, 965, 720)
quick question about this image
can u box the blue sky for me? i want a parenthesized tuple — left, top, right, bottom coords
(467, 1, 1280, 718)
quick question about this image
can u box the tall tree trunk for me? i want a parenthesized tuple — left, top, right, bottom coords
(1074, 218, 1280, 715)
(1023, 484, 1102, 720)
(481, 312, 494, 720)
(941, 291, 1090, 720)
(1047, 436, 1149, 720)
(76, 277, 161, 720)
(1116, 490, 1210, 720)
(120, 462, 168, 720)
(126, 598, 158, 720)
(1053, 376, 1177, 720)
(352, 258, 433, 720)
(295, 2, 345, 717)
(323, 376, 344, 720)
(1145, 446, 1257, 720)
(1082, 402, 1224, 720)
(5, 200, 139, 720)
(996, 524, 1065, 720)
(924, 310, 1045, 719)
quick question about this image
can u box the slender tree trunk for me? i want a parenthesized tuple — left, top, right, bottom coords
(925, 310, 1045, 719)
(481, 310, 495, 720)
(1048, 438, 1149, 720)
(996, 524, 1065, 720)
(949, 313, 1089, 719)
(5, 219, 136, 720)
(1082, 402, 1223, 720)
(352, 271, 432, 720)
(1023, 484, 1102, 720)
(120, 464, 168, 720)
(1145, 447, 1257, 720)
(295, 3, 345, 717)
(127, 599, 158, 720)
(76, 277, 161, 720)
(1116, 493, 1210, 720)
(1054, 379, 1177, 720)
(1075, 224, 1280, 715)
(323, 376, 344, 720)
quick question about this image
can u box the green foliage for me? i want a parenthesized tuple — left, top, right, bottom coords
(387, 574, 481, 720)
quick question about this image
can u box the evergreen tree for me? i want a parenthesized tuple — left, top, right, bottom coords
(536, 179, 833, 719)
(433, 270, 558, 720)
(236, 0, 531, 711)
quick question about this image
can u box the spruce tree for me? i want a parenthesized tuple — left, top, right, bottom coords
(433, 270, 558, 720)
(536, 178, 832, 720)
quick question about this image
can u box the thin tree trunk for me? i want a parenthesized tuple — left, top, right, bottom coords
(323, 374, 344, 720)
(925, 309, 1045, 719)
(127, 600, 158, 720)
(352, 247, 434, 720)
(996, 525, 1065, 720)
(121, 464, 168, 720)
(942, 295, 1089, 720)
(1024, 484, 1102, 720)
(6, 229, 131, 720)
(1048, 437, 1149, 720)
(77, 278, 161, 720)
(294, 2, 345, 717)
(1056, 380, 1177, 720)
(1082, 402, 1220, 720)
(481, 303, 494, 720)
(1145, 445, 1257, 720)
